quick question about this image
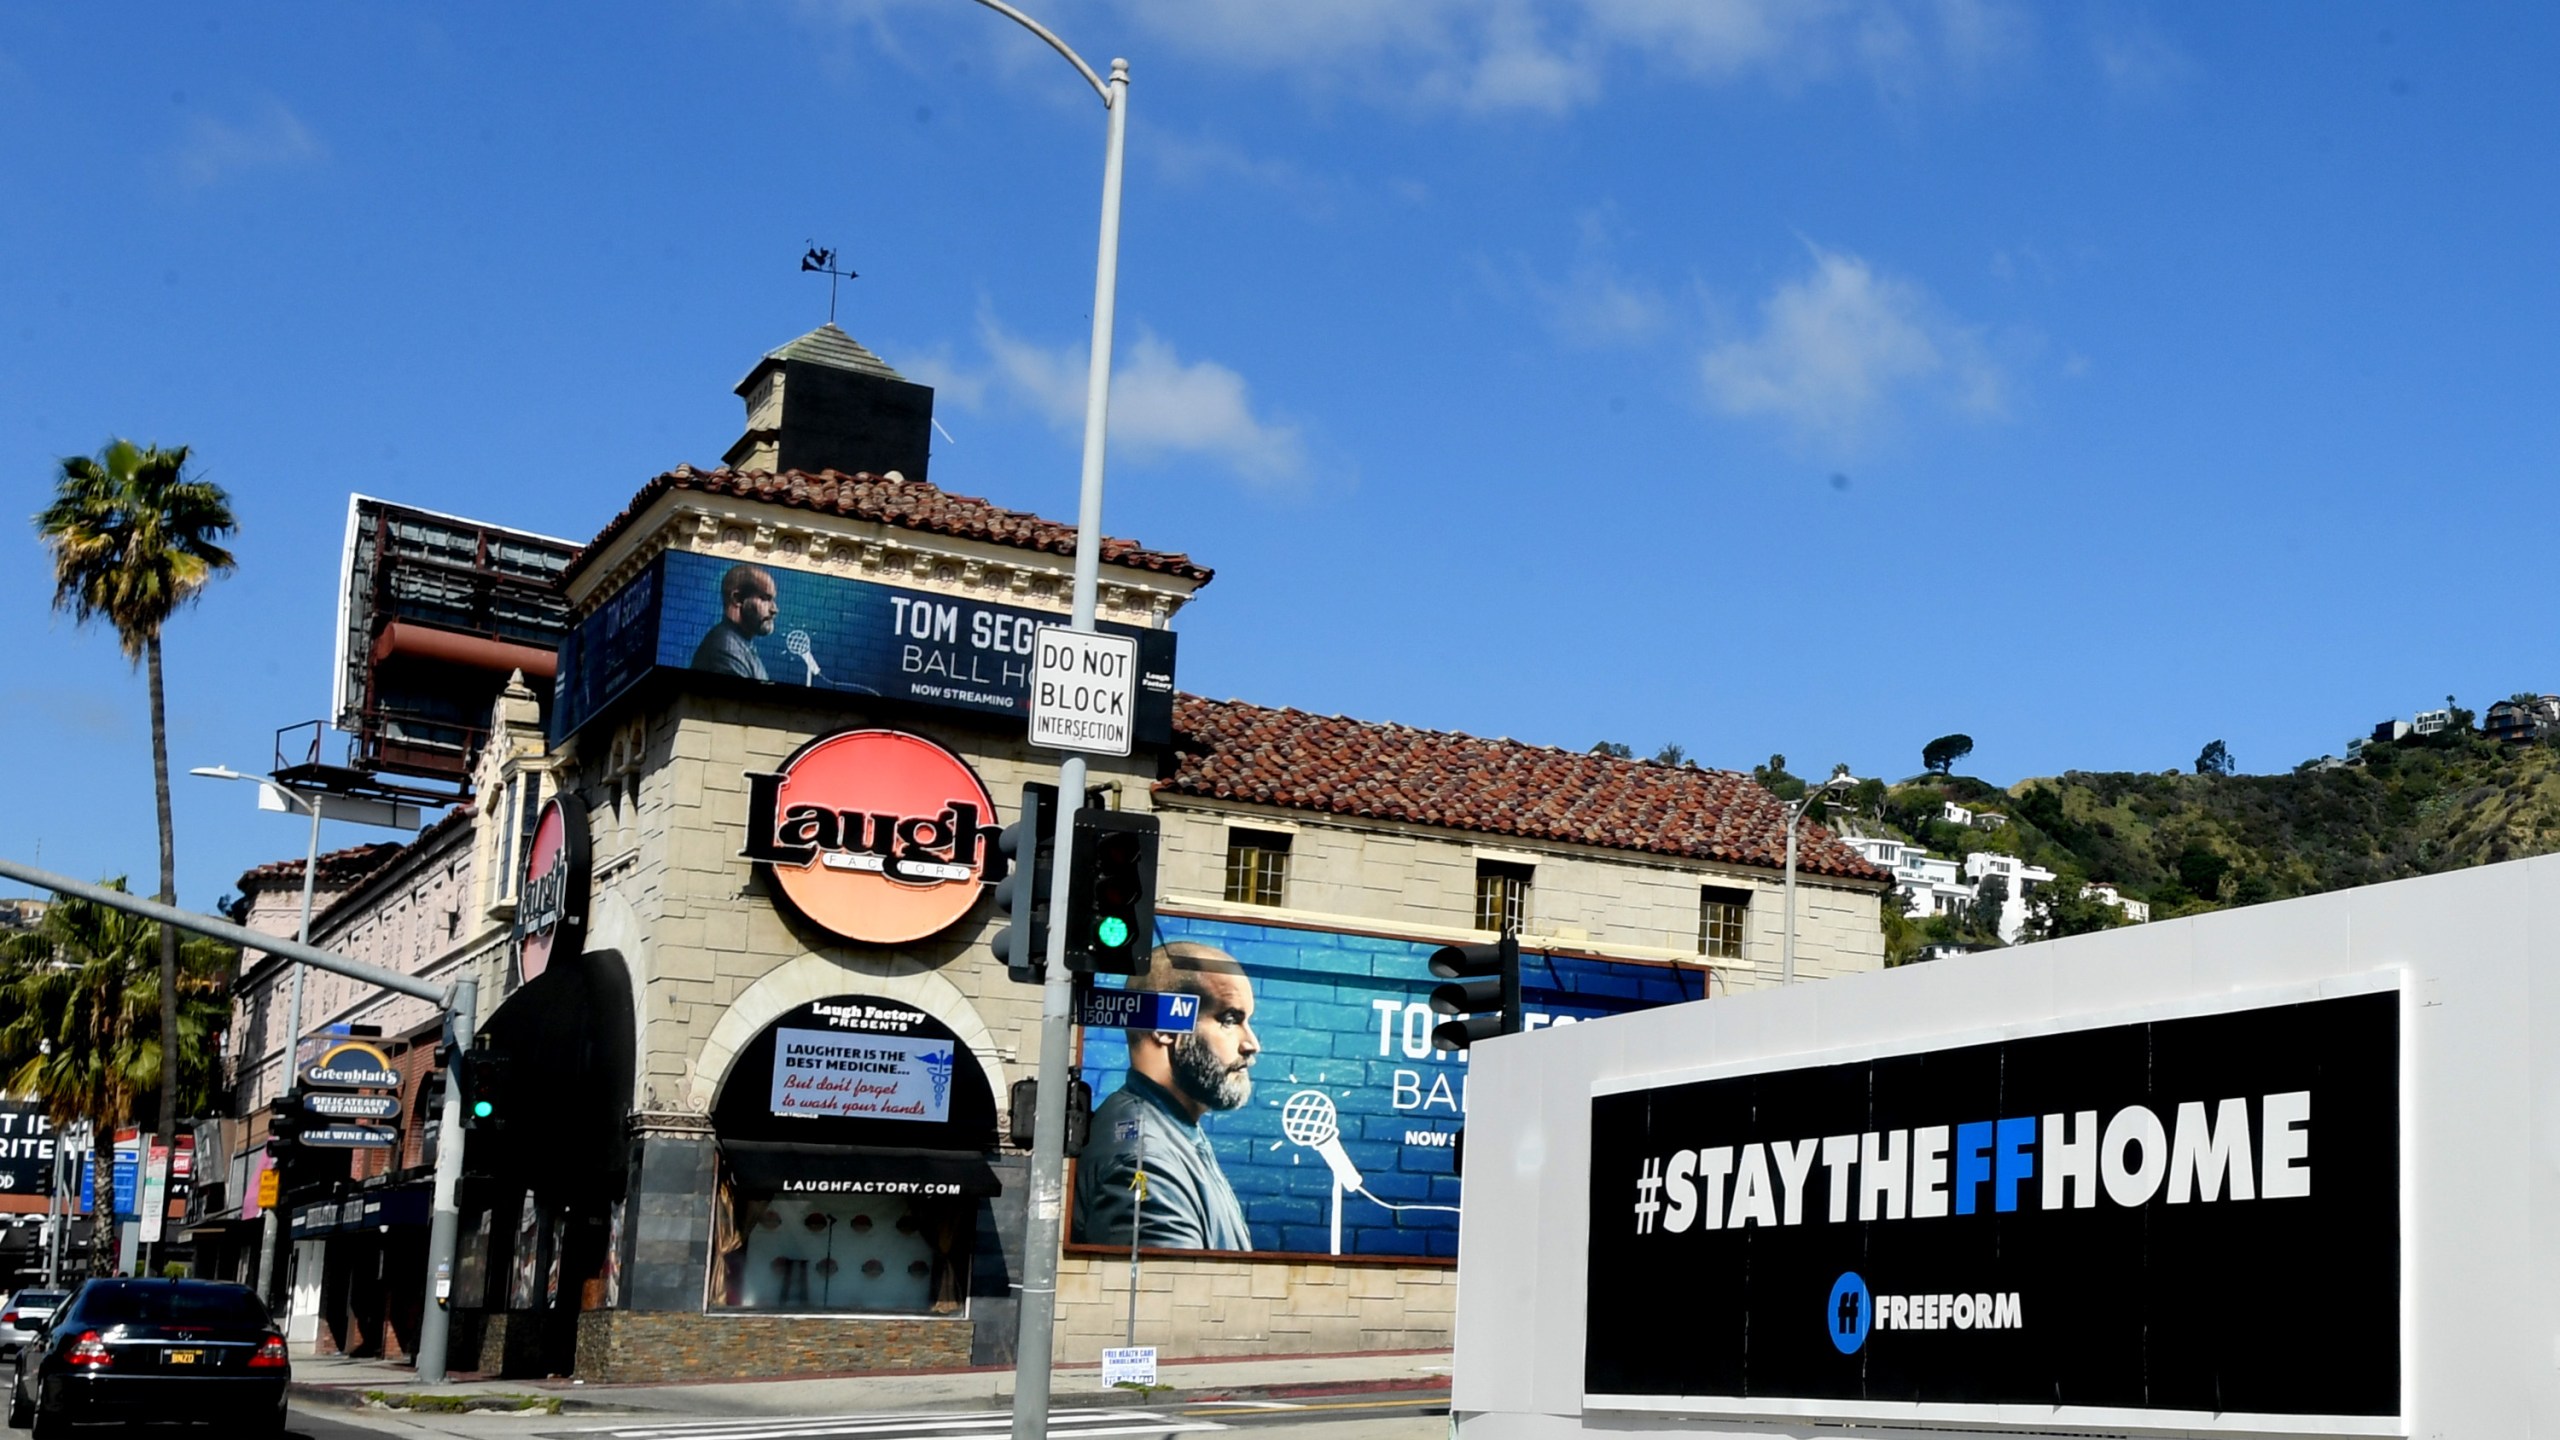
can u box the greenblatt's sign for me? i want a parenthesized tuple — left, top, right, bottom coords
(304, 1040, 400, 1091)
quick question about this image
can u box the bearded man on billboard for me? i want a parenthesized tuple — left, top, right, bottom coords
(1073, 941, 1260, 1252)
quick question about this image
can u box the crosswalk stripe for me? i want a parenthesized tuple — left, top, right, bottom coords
(565, 1409, 1225, 1440)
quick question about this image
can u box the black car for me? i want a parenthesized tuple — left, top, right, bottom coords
(6, 1279, 288, 1436)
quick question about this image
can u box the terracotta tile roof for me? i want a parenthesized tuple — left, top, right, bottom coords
(1161, 696, 1889, 883)
(235, 842, 406, 895)
(565, 465, 1214, 587)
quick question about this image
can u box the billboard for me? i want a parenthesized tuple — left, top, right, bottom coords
(1583, 982, 2401, 1429)
(0, 1101, 55, 1198)
(1070, 914, 1705, 1260)
(552, 549, 1177, 744)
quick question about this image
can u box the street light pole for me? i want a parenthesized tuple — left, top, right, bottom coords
(958, 8, 1127, 1438)
(1780, 773, 1857, 987)
(191, 766, 325, 1309)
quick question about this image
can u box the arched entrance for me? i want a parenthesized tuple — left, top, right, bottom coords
(469, 946, 636, 1376)
(706, 996, 1000, 1315)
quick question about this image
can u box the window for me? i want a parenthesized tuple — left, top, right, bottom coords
(710, 1186, 970, 1316)
(1223, 830, 1291, 907)
(494, 779, 518, 895)
(1699, 885, 1751, 961)
(1475, 861, 1533, 934)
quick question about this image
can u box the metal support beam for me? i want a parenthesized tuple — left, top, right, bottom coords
(0, 858, 445, 1003)
(0, 856, 470, 1380)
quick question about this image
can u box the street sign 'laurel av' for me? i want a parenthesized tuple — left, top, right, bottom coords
(1029, 626, 1138, 757)
(1074, 987, 1199, 1033)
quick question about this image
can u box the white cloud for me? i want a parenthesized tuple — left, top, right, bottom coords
(1098, 0, 2029, 115)
(980, 318, 1304, 484)
(171, 96, 325, 188)
(2091, 22, 2196, 98)
(1700, 245, 2004, 439)
(1496, 210, 1670, 347)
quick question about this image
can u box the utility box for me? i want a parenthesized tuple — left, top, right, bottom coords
(1454, 853, 2560, 1438)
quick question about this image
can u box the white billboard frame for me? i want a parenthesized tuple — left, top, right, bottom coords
(1453, 855, 2560, 1440)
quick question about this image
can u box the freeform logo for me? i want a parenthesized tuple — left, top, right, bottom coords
(1827, 1273, 2021, 1355)
(1871, 1289, 2023, 1333)
(1629, 1091, 2312, 1237)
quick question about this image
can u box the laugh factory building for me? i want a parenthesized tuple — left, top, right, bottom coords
(232, 326, 1889, 1380)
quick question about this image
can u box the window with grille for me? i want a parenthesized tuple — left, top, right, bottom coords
(1475, 861, 1533, 935)
(1699, 885, 1751, 961)
(1224, 830, 1291, 907)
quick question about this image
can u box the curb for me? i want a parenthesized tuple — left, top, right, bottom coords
(289, 1383, 643, 1416)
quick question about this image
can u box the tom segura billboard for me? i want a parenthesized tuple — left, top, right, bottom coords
(1583, 978, 2403, 1433)
(1069, 914, 1706, 1260)
(551, 549, 1175, 743)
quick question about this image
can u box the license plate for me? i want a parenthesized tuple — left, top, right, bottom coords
(165, 1349, 202, 1365)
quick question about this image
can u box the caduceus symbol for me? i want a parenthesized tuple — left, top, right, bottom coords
(784, 630, 823, 686)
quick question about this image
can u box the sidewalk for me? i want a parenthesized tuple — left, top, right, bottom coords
(290, 1346, 1454, 1418)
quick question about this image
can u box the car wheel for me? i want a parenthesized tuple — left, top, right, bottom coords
(24, 1401, 61, 1440)
(4, 1376, 27, 1430)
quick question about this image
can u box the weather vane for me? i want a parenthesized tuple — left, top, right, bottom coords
(800, 244, 857, 324)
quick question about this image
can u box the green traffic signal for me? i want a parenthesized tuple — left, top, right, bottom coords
(1097, 915, 1130, 949)
(472, 1100, 494, 1119)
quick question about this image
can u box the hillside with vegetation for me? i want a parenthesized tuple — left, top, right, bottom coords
(1797, 728, 2560, 961)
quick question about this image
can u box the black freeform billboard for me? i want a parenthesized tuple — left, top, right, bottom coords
(1585, 984, 2402, 1429)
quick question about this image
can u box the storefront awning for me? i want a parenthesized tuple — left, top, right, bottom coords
(720, 1140, 1002, 1199)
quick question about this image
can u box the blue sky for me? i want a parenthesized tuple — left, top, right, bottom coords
(6, 3, 2557, 907)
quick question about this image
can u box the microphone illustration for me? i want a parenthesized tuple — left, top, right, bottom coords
(784, 629, 823, 686)
(1282, 1090, 1363, 1254)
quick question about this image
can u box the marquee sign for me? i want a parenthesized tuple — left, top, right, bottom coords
(303, 1039, 401, 1091)
(551, 549, 1179, 746)
(741, 728, 999, 946)
(1582, 981, 2404, 1432)
(516, 793, 591, 984)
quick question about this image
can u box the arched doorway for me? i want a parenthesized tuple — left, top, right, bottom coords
(706, 996, 1000, 1316)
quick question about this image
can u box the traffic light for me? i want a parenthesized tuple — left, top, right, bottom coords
(1005, 1075, 1093, 1156)
(1428, 930, 1522, 1051)
(266, 1097, 302, 1153)
(1065, 808, 1158, 975)
(459, 1047, 509, 1130)
(992, 783, 1060, 984)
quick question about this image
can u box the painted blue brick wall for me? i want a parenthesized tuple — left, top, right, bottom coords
(1078, 915, 1703, 1259)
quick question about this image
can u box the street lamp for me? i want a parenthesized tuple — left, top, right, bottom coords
(190, 763, 417, 1309)
(953, 9, 1128, 1440)
(1781, 771, 1859, 987)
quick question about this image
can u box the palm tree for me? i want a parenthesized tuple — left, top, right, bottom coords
(0, 882, 235, 1275)
(35, 440, 236, 1265)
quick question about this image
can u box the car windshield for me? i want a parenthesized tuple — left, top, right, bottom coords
(68, 1283, 269, 1329)
(9, 1292, 64, 1310)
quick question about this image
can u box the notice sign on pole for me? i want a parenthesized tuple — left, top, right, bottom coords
(1030, 626, 1138, 756)
(1583, 981, 2402, 1433)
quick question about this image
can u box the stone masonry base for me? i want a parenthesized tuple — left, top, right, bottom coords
(573, 1309, 974, 1382)
(1054, 1253, 1454, 1358)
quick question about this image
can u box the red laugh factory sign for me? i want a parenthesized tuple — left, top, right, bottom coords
(741, 729, 1001, 946)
